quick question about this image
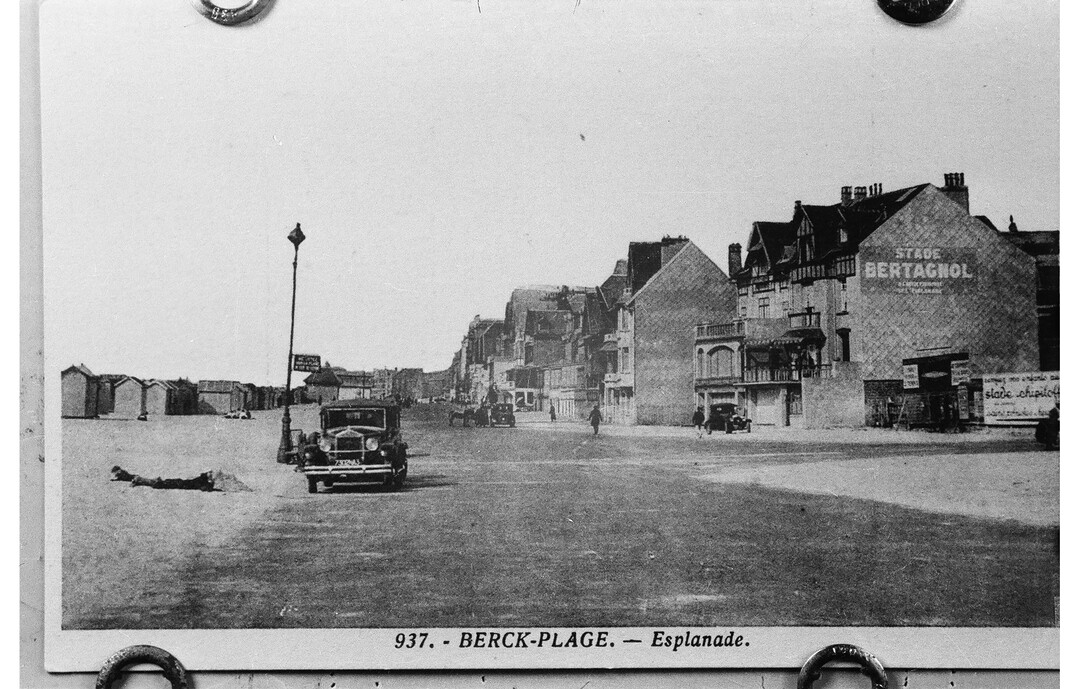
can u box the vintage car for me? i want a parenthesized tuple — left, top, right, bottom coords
(707, 402, 751, 434)
(224, 408, 252, 419)
(488, 403, 516, 427)
(297, 399, 408, 493)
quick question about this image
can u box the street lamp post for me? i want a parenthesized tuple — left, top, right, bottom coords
(277, 222, 306, 463)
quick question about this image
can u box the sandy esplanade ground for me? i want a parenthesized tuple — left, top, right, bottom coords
(698, 451, 1058, 527)
(60, 406, 323, 625)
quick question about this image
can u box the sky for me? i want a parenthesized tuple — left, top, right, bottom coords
(40, 0, 1059, 385)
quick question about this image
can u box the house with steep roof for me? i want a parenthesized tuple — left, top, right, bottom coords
(605, 236, 739, 425)
(695, 173, 1040, 428)
(61, 364, 99, 418)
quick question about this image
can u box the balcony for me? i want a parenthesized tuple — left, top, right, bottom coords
(791, 263, 828, 284)
(695, 321, 745, 340)
(743, 365, 832, 383)
(788, 310, 821, 328)
(829, 254, 856, 278)
(604, 373, 630, 386)
(695, 375, 742, 388)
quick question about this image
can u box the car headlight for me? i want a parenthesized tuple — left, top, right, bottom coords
(318, 438, 331, 452)
(365, 437, 380, 451)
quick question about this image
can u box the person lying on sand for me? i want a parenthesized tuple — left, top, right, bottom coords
(110, 465, 216, 491)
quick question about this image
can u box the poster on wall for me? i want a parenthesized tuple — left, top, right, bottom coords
(981, 371, 1059, 425)
(861, 246, 977, 295)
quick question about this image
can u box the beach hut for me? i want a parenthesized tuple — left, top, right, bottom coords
(113, 376, 147, 417)
(145, 379, 175, 415)
(61, 364, 99, 418)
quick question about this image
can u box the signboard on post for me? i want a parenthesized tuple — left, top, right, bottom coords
(292, 354, 322, 372)
(982, 371, 1059, 425)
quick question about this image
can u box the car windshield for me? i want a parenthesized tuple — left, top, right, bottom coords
(323, 408, 387, 430)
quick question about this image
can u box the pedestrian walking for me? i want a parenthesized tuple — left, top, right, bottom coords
(692, 406, 705, 439)
(588, 404, 602, 435)
(550, 403, 557, 423)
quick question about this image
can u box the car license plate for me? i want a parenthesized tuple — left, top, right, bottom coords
(334, 459, 362, 466)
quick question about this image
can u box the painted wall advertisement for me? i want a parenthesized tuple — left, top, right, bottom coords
(981, 371, 1059, 425)
(861, 246, 976, 295)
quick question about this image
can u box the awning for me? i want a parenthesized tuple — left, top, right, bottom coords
(784, 327, 827, 343)
(744, 330, 824, 349)
(744, 336, 804, 348)
(598, 340, 619, 352)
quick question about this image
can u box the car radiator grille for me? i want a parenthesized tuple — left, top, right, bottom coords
(335, 437, 365, 452)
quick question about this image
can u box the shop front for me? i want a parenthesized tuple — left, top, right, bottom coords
(899, 352, 981, 429)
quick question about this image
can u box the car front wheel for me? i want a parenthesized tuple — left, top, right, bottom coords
(307, 477, 318, 493)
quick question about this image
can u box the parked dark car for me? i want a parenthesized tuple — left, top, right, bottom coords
(707, 402, 751, 434)
(296, 399, 408, 493)
(489, 403, 516, 427)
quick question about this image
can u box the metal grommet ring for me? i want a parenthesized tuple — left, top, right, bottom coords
(96, 645, 188, 689)
(877, 0, 958, 25)
(797, 644, 888, 689)
(191, 0, 274, 26)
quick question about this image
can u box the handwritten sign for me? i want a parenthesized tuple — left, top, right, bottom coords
(981, 371, 1059, 425)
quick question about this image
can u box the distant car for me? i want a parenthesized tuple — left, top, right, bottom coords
(297, 399, 408, 493)
(224, 409, 252, 419)
(707, 403, 751, 434)
(489, 403, 516, 427)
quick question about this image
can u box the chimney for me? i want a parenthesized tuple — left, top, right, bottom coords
(853, 186, 867, 202)
(1008, 215, 1019, 233)
(660, 235, 689, 265)
(728, 243, 743, 276)
(941, 171, 969, 214)
(840, 186, 852, 205)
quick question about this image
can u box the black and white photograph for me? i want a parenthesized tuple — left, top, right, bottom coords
(39, 0, 1059, 671)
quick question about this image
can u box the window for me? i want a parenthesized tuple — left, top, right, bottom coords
(839, 280, 848, 312)
(740, 304, 748, 318)
(697, 349, 705, 377)
(837, 328, 851, 362)
(758, 297, 770, 319)
(620, 347, 630, 373)
(706, 347, 735, 378)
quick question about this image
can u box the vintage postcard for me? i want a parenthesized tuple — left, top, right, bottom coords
(40, 0, 1059, 671)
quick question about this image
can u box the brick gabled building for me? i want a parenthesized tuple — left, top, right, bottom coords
(606, 236, 739, 425)
(696, 173, 1040, 427)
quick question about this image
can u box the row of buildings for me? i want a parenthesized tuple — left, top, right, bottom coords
(61, 361, 457, 419)
(299, 365, 451, 404)
(60, 366, 288, 418)
(446, 173, 1059, 427)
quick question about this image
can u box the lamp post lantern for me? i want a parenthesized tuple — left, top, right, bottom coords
(277, 222, 306, 463)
